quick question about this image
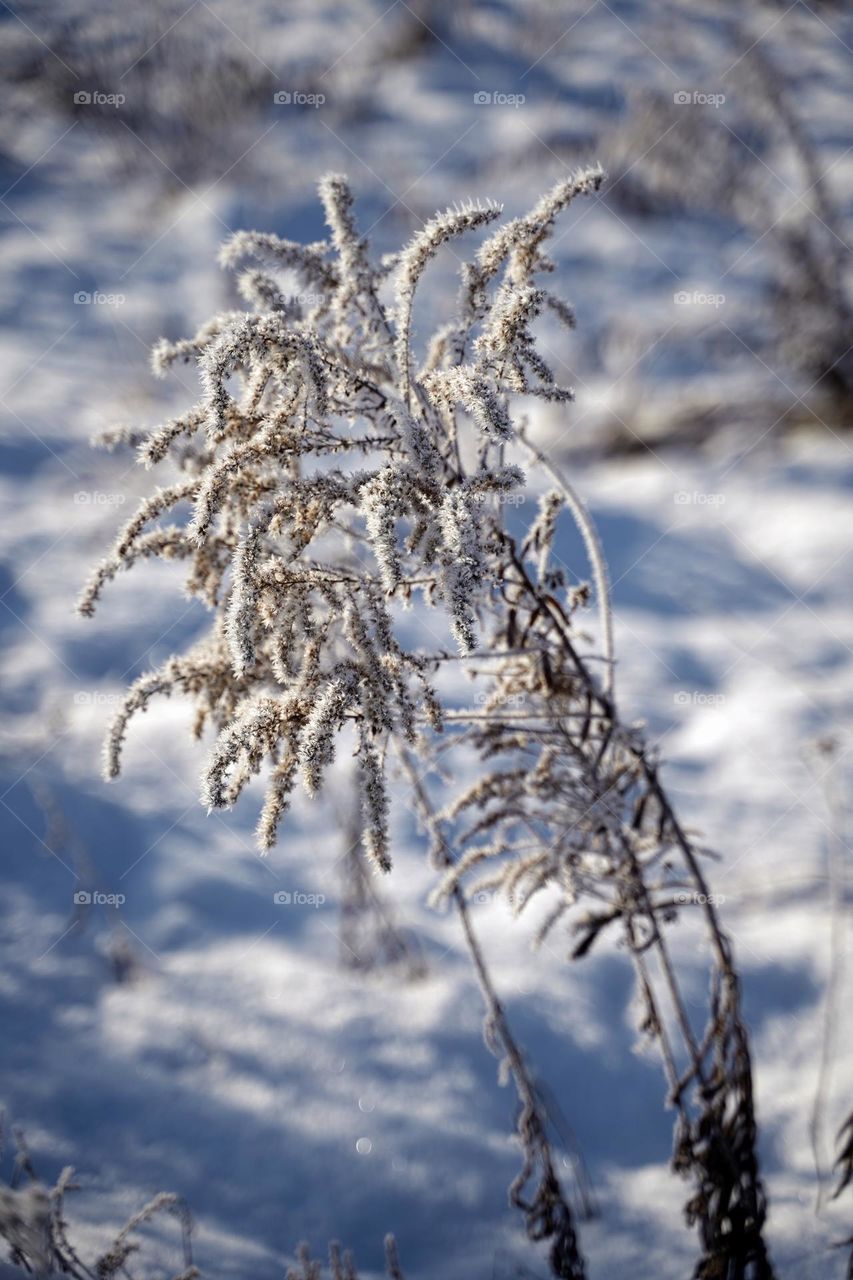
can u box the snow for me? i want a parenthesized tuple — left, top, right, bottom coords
(1, 1, 852, 1276)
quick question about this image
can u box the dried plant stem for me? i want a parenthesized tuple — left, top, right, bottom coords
(517, 434, 614, 699)
(400, 747, 586, 1280)
(435, 526, 774, 1276)
(807, 740, 848, 1212)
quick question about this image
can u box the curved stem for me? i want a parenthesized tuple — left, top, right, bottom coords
(517, 435, 614, 700)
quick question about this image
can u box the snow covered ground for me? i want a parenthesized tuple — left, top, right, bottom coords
(1, 2, 852, 1276)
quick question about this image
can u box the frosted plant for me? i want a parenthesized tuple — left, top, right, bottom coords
(0, 0, 275, 188)
(286, 1236, 406, 1280)
(606, 37, 853, 433)
(82, 170, 772, 1277)
(0, 1118, 406, 1280)
(0, 1129, 196, 1280)
(79, 170, 603, 865)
